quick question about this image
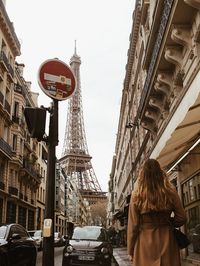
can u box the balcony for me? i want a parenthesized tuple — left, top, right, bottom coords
(8, 186, 18, 196)
(0, 51, 9, 71)
(14, 84, 26, 98)
(0, 137, 12, 158)
(7, 64, 14, 79)
(22, 159, 41, 184)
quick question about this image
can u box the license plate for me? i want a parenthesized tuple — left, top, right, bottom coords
(78, 255, 95, 261)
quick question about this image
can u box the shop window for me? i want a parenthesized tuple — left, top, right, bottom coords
(182, 173, 200, 256)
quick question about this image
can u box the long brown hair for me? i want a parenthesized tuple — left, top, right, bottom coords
(132, 158, 175, 211)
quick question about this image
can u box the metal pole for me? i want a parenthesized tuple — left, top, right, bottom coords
(42, 100, 58, 266)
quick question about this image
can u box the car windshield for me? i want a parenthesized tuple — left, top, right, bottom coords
(0, 225, 7, 239)
(28, 231, 35, 237)
(72, 227, 106, 241)
(34, 231, 42, 237)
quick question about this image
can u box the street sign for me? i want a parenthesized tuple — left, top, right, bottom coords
(38, 58, 76, 100)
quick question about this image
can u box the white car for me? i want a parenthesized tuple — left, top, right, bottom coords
(28, 230, 43, 251)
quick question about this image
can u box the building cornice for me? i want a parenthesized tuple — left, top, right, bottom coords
(0, 0, 20, 56)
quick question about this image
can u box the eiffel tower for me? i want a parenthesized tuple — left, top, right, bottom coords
(59, 45, 107, 205)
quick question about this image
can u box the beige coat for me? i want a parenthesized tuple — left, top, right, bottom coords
(127, 190, 187, 266)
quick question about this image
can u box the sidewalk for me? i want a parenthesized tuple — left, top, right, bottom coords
(113, 247, 131, 266)
(113, 247, 200, 266)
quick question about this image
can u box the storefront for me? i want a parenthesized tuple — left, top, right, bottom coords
(157, 93, 200, 263)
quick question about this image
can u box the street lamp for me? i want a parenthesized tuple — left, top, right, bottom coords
(125, 120, 139, 190)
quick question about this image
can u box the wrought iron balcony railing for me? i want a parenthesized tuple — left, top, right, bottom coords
(0, 137, 12, 157)
(8, 186, 18, 196)
(0, 51, 9, 70)
(14, 84, 26, 98)
(22, 159, 41, 183)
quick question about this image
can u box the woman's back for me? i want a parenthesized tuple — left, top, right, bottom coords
(127, 159, 187, 266)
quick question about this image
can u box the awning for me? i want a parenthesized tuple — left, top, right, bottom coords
(157, 92, 200, 169)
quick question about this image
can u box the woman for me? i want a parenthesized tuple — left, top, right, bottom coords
(127, 158, 186, 266)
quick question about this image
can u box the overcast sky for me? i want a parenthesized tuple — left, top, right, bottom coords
(6, 0, 135, 192)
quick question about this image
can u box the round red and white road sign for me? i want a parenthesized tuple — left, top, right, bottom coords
(38, 58, 76, 100)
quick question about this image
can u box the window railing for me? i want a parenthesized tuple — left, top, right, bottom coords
(8, 186, 18, 196)
(0, 51, 9, 70)
(0, 137, 12, 157)
(14, 84, 26, 98)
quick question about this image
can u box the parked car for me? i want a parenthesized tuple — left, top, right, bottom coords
(28, 229, 43, 251)
(0, 223, 37, 266)
(62, 225, 113, 266)
(54, 231, 65, 247)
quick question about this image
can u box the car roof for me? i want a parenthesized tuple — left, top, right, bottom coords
(77, 226, 104, 230)
(0, 223, 25, 228)
(28, 229, 42, 232)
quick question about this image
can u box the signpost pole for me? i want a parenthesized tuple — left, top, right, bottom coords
(38, 58, 76, 266)
(42, 100, 58, 266)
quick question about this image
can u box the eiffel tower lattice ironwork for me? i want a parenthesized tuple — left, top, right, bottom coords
(59, 47, 106, 204)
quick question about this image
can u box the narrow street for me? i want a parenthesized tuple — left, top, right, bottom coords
(36, 247, 118, 266)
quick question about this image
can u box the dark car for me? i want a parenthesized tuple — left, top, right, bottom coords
(62, 225, 113, 266)
(0, 223, 37, 266)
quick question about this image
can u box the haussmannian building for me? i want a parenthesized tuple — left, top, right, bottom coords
(56, 163, 92, 235)
(0, 0, 48, 230)
(0, 0, 91, 235)
(108, 0, 200, 264)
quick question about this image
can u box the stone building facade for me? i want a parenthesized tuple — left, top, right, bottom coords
(0, 1, 91, 234)
(55, 163, 91, 235)
(0, 0, 48, 230)
(108, 0, 200, 263)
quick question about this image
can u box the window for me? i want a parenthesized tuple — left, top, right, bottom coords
(12, 134, 17, 151)
(189, 180, 194, 201)
(0, 162, 4, 181)
(13, 101, 19, 117)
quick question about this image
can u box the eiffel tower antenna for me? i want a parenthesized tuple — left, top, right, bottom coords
(74, 40, 77, 55)
(59, 49, 106, 204)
